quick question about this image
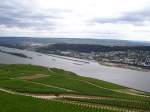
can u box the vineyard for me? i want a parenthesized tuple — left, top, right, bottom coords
(0, 64, 150, 112)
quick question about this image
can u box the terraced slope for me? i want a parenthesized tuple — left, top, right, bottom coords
(0, 64, 150, 112)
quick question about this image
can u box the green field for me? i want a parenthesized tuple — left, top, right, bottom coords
(0, 64, 150, 112)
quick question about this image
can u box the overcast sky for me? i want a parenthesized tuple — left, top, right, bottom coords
(0, 0, 150, 41)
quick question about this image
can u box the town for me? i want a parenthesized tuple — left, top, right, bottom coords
(54, 50, 150, 69)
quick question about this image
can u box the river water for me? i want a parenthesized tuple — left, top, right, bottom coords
(0, 46, 150, 92)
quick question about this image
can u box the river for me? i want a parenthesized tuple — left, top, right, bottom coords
(0, 46, 150, 92)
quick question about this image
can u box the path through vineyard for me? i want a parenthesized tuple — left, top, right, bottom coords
(0, 88, 148, 112)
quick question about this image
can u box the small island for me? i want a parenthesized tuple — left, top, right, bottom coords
(0, 49, 32, 59)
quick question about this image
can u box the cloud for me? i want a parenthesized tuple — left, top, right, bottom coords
(0, 0, 150, 41)
(92, 8, 150, 26)
(0, 0, 68, 30)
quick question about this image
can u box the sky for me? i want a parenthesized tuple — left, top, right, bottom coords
(0, 0, 150, 41)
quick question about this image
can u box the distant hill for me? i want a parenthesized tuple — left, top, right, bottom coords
(36, 43, 150, 53)
(0, 37, 150, 46)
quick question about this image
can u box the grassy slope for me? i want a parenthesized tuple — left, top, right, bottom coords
(61, 97, 150, 111)
(1, 91, 114, 112)
(0, 79, 67, 94)
(0, 64, 126, 95)
(0, 64, 150, 112)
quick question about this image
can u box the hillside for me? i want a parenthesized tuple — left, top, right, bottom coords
(0, 37, 150, 47)
(36, 43, 150, 53)
(0, 64, 150, 112)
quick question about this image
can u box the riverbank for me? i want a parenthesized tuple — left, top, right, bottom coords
(42, 52, 150, 72)
(1, 46, 150, 92)
(99, 62, 150, 72)
(48, 54, 90, 64)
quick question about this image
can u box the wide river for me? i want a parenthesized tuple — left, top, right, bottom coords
(0, 46, 150, 92)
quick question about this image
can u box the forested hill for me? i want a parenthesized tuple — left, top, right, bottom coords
(36, 43, 150, 53)
(0, 37, 150, 46)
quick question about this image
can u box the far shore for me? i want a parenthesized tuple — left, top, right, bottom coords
(99, 62, 150, 72)
(45, 53, 150, 72)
